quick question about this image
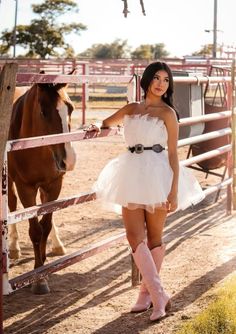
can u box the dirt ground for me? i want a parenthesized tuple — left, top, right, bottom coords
(3, 111, 236, 334)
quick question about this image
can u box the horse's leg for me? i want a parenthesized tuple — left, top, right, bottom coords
(39, 186, 66, 256)
(15, 179, 50, 294)
(50, 220, 66, 255)
(8, 177, 21, 259)
(39, 176, 64, 263)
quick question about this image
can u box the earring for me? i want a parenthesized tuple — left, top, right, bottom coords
(164, 93, 167, 98)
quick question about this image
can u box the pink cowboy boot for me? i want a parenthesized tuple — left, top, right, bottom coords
(132, 241, 170, 322)
(131, 244, 166, 313)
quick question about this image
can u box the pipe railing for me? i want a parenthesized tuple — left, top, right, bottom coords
(5, 111, 232, 226)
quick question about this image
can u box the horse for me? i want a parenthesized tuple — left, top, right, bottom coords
(8, 78, 76, 294)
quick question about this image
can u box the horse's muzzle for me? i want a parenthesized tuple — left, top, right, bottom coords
(63, 143, 76, 171)
(53, 143, 76, 172)
(54, 157, 67, 172)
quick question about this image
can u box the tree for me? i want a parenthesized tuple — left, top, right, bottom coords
(0, 0, 86, 58)
(78, 39, 131, 59)
(131, 43, 169, 60)
(191, 44, 213, 57)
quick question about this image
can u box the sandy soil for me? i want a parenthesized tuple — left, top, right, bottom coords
(3, 112, 236, 334)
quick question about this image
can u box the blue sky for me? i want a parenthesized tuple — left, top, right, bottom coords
(0, 0, 235, 57)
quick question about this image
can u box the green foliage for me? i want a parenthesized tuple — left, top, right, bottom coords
(192, 44, 213, 57)
(78, 40, 169, 60)
(131, 43, 169, 59)
(32, 0, 78, 23)
(0, 0, 86, 58)
(0, 29, 12, 56)
(61, 45, 75, 58)
(78, 39, 131, 59)
(177, 276, 236, 334)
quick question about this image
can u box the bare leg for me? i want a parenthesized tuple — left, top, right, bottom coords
(145, 208, 167, 249)
(122, 207, 146, 251)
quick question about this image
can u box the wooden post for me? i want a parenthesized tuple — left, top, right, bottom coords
(0, 63, 18, 334)
(231, 60, 236, 209)
(0, 63, 18, 171)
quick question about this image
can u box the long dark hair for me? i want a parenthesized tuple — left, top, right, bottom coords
(140, 61, 179, 120)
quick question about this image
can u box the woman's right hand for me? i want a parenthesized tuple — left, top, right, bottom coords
(86, 124, 101, 133)
(166, 191, 178, 212)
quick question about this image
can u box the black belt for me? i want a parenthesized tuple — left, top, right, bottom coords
(128, 144, 165, 154)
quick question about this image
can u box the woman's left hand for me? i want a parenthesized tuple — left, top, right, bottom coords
(166, 191, 178, 212)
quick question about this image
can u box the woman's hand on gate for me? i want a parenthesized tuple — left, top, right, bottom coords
(86, 123, 101, 133)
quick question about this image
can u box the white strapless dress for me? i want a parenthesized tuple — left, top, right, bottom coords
(93, 114, 205, 213)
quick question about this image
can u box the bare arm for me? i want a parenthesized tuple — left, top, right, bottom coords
(164, 109, 179, 211)
(101, 102, 137, 128)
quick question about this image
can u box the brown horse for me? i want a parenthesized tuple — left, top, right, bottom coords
(8, 80, 76, 294)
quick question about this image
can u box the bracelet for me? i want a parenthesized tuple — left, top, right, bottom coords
(100, 126, 110, 129)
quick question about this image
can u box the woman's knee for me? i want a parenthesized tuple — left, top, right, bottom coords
(146, 227, 164, 249)
(126, 231, 145, 251)
(147, 235, 163, 249)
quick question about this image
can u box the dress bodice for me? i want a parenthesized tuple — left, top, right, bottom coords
(123, 114, 168, 147)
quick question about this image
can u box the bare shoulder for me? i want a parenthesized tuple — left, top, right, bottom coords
(124, 102, 141, 115)
(161, 106, 178, 123)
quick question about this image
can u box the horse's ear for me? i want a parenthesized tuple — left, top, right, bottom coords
(68, 68, 76, 75)
(51, 68, 76, 91)
(37, 69, 76, 91)
(37, 83, 67, 91)
(53, 83, 68, 91)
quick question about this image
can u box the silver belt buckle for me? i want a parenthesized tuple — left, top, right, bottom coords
(134, 144, 144, 154)
(152, 144, 163, 153)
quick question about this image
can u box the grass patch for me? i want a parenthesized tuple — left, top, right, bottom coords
(177, 275, 236, 334)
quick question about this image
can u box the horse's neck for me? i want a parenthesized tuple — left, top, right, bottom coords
(18, 86, 39, 138)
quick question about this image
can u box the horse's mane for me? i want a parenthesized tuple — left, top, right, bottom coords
(9, 92, 26, 140)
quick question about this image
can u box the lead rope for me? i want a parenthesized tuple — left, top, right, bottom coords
(122, 0, 146, 17)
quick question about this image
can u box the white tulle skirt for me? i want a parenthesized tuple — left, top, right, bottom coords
(93, 150, 205, 214)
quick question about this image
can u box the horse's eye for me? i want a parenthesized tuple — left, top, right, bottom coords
(40, 110, 46, 118)
(40, 107, 47, 118)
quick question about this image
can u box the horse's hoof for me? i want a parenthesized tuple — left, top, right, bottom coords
(51, 246, 66, 256)
(9, 249, 21, 260)
(31, 279, 50, 294)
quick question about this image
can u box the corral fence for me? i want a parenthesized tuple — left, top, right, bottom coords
(0, 60, 236, 333)
(0, 57, 234, 125)
(0, 57, 234, 75)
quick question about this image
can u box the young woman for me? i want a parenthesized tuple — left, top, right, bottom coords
(90, 61, 205, 321)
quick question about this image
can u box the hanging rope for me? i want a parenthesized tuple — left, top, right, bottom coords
(139, 0, 146, 15)
(122, 0, 129, 18)
(122, 0, 146, 17)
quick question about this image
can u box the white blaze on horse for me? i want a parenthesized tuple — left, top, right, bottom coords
(8, 77, 76, 294)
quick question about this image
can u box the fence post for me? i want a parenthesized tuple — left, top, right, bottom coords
(231, 60, 236, 209)
(0, 63, 18, 334)
(81, 63, 89, 126)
